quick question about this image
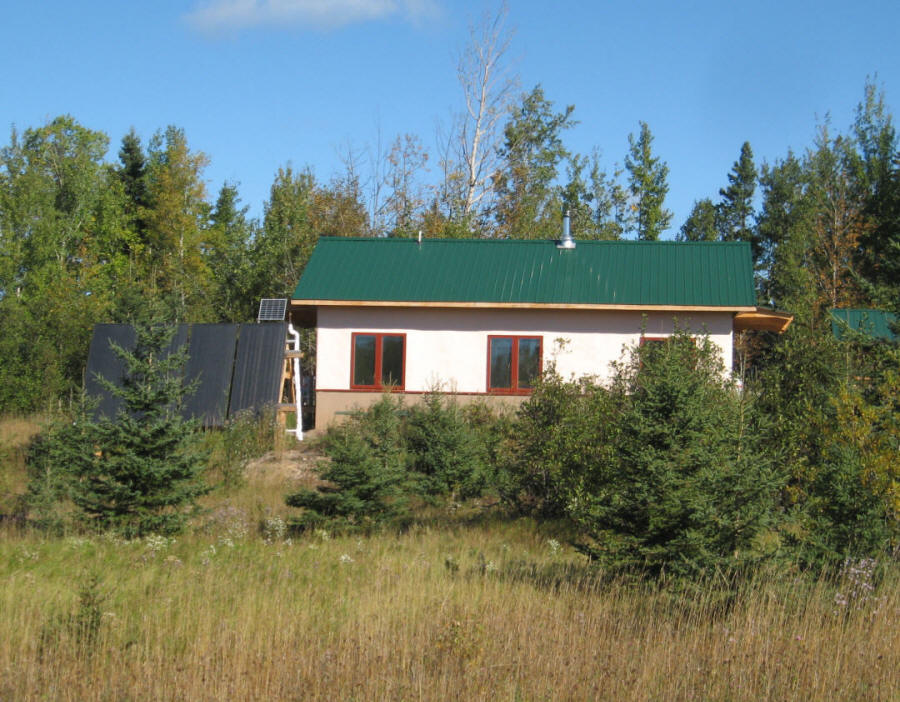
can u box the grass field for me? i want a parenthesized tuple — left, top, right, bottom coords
(1, 417, 898, 701)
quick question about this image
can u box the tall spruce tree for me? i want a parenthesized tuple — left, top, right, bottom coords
(117, 128, 150, 224)
(716, 142, 757, 247)
(679, 198, 718, 241)
(624, 122, 672, 240)
(851, 81, 900, 307)
(208, 182, 256, 322)
(756, 152, 812, 310)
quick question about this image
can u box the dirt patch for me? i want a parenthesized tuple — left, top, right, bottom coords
(244, 445, 326, 490)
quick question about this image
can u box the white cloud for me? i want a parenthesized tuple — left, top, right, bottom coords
(185, 0, 439, 33)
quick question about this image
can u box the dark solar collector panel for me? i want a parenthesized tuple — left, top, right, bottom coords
(183, 324, 238, 427)
(165, 325, 190, 363)
(85, 324, 136, 419)
(86, 322, 287, 424)
(229, 323, 287, 416)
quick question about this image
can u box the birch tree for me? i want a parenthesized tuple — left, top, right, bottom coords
(455, 2, 517, 231)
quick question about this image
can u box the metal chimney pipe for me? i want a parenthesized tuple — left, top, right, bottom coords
(558, 208, 575, 249)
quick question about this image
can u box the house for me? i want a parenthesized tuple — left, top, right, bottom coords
(830, 308, 898, 343)
(291, 235, 792, 427)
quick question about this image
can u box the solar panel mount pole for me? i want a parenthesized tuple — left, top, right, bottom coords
(287, 323, 303, 441)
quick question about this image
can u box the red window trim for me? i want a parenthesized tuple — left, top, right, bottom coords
(350, 332, 406, 391)
(487, 335, 542, 395)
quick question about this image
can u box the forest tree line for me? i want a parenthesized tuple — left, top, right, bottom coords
(0, 72, 898, 413)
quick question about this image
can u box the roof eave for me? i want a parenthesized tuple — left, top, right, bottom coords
(733, 307, 794, 333)
(291, 299, 757, 313)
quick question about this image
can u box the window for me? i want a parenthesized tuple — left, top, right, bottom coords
(639, 336, 669, 363)
(351, 333, 405, 390)
(488, 336, 542, 393)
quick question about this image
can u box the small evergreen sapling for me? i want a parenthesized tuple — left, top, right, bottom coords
(30, 321, 210, 536)
(286, 396, 412, 531)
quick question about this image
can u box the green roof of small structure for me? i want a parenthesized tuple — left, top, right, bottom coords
(292, 237, 757, 308)
(830, 308, 898, 342)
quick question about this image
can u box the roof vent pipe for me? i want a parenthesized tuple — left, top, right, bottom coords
(558, 208, 575, 249)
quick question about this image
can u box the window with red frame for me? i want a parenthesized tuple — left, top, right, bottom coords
(351, 333, 405, 390)
(488, 336, 542, 393)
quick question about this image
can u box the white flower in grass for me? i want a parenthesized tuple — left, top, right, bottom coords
(144, 534, 173, 553)
(263, 515, 287, 544)
(339, 553, 354, 564)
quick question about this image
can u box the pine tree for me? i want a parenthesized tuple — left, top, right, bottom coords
(493, 85, 575, 239)
(851, 81, 900, 307)
(209, 182, 256, 322)
(716, 142, 757, 246)
(679, 199, 718, 241)
(285, 396, 411, 530)
(117, 128, 150, 223)
(756, 153, 812, 310)
(30, 319, 210, 536)
(559, 151, 623, 241)
(624, 122, 672, 240)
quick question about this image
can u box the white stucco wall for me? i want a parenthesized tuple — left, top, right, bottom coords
(315, 306, 735, 393)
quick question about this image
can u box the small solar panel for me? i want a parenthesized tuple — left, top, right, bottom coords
(257, 298, 287, 322)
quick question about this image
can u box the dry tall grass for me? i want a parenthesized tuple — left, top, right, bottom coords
(0, 415, 43, 514)
(1, 416, 897, 700)
(1, 518, 896, 701)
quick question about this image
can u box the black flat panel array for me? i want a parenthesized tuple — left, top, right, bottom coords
(165, 325, 190, 362)
(85, 322, 285, 425)
(85, 324, 136, 419)
(183, 324, 238, 427)
(229, 323, 287, 416)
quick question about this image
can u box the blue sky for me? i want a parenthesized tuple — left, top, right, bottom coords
(3, 1, 899, 236)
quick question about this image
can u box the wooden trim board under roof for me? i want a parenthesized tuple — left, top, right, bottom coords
(291, 299, 758, 313)
(733, 307, 794, 333)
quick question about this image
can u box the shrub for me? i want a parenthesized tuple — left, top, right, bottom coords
(203, 408, 275, 491)
(406, 392, 493, 500)
(498, 371, 619, 517)
(755, 324, 898, 567)
(505, 330, 782, 578)
(286, 394, 510, 530)
(286, 396, 412, 531)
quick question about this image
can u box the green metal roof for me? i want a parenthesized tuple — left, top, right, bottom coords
(293, 237, 757, 308)
(831, 308, 898, 342)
